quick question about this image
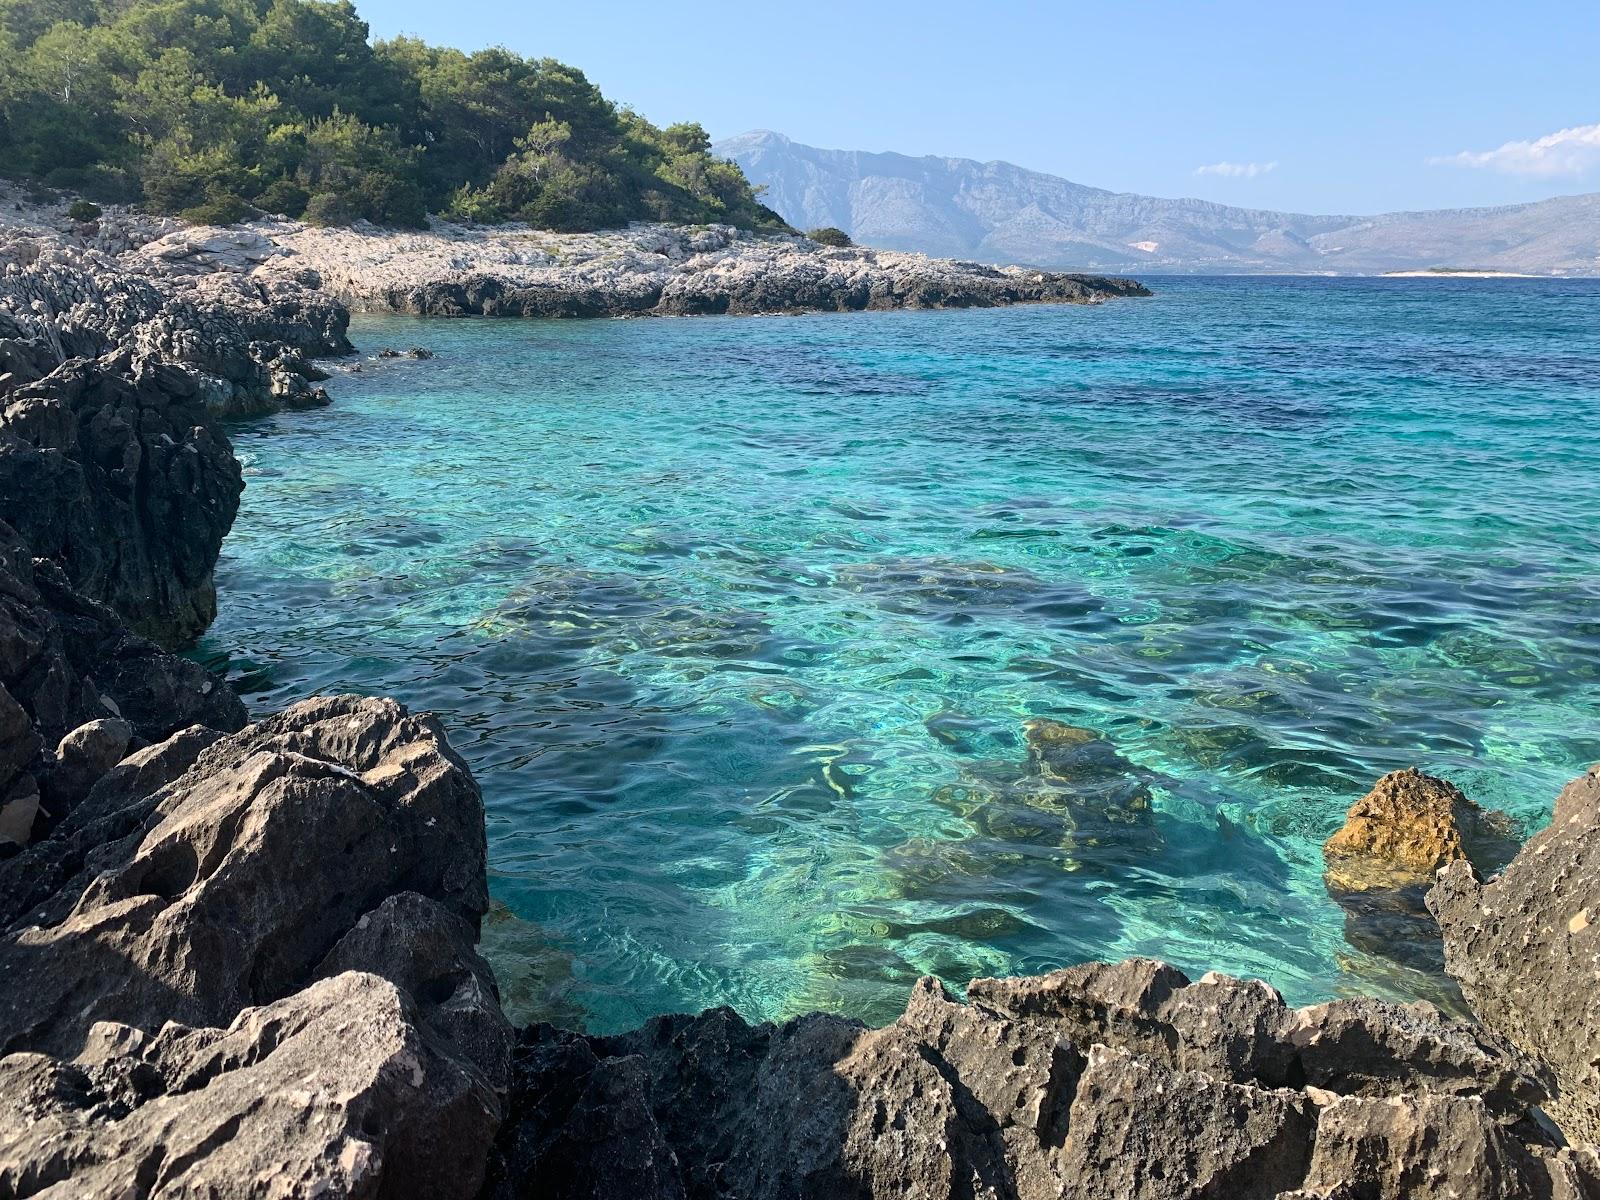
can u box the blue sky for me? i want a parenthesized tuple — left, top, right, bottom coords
(355, 0, 1600, 215)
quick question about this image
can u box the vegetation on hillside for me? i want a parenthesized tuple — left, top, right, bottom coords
(0, 0, 790, 232)
(805, 226, 853, 247)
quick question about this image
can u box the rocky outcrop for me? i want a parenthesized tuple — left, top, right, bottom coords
(1324, 768, 1517, 894)
(0, 971, 500, 1200)
(0, 518, 244, 847)
(490, 960, 1591, 1200)
(0, 349, 244, 646)
(0, 695, 509, 1200)
(0, 253, 350, 418)
(223, 219, 1148, 317)
(1322, 768, 1519, 981)
(1432, 768, 1600, 1146)
(0, 225, 356, 643)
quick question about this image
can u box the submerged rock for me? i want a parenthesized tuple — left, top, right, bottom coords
(1324, 768, 1517, 894)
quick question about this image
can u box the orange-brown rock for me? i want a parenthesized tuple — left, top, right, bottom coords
(1323, 768, 1517, 895)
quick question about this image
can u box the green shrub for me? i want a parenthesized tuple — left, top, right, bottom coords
(179, 192, 252, 226)
(67, 199, 103, 221)
(302, 191, 356, 226)
(254, 177, 309, 218)
(806, 226, 853, 247)
(44, 166, 140, 203)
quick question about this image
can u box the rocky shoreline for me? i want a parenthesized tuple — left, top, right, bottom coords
(1, 198, 1596, 1198)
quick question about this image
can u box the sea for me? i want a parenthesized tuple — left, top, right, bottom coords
(196, 275, 1600, 1031)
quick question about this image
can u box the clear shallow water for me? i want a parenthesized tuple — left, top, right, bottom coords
(199, 276, 1600, 1031)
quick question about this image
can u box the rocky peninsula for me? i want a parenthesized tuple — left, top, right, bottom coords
(1, 197, 1596, 1199)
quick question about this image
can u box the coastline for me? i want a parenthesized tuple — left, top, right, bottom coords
(2, 200, 1598, 1198)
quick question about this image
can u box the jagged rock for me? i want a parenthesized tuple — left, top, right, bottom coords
(1060, 1043, 1315, 1199)
(1323, 768, 1520, 981)
(0, 519, 243, 839)
(0, 972, 499, 1200)
(0, 348, 244, 645)
(0, 696, 507, 1199)
(1297, 1092, 1547, 1200)
(970, 959, 1296, 1085)
(1324, 768, 1517, 893)
(45, 717, 132, 808)
(0, 695, 490, 1057)
(492, 959, 1578, 1200)
(1431, 768, 1600, 1144)
(1282, 997, 1550, 1117)
(315, 890, 513, 1092)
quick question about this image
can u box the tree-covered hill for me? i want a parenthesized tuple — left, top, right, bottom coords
(0, 0, 789, 231)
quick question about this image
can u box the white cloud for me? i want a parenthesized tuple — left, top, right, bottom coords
(1431, 122, 1600, 176)
(1194, 160, 1278, 178)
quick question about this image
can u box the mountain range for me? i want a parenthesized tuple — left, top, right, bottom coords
(714, 131, 1600, 275)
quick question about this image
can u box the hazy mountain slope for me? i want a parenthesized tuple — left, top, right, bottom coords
(716, 131, 1600, 275)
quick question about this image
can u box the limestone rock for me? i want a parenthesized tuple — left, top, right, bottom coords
(1324, 768, 1516, 894)
(0, 519, 243, 840)
(1431, 767, 1600, 1144)
(1323, 769, 1520, 982)
(0, 972, 499, 1200)
(241, 218, 1149, 317)
(0, 696, 508, 1199)
(0, 695, 490, 1058)
(492, 959, 1577, 1200)
(1060, 1043, 1315, 1199)
(1297, 1092, 1548, 1200)
(45, 717, 132, 807)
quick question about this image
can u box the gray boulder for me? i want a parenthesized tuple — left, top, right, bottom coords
(0, 696, 508, 1199)
(0, 971, 498, 1200)
(492, 959, 1579, 1200)
(1431, 768, 1600, 1144)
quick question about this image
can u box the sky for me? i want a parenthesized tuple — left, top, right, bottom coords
(354, 0, 1600, 215)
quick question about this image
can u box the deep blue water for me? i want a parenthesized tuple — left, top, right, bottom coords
(198, 276, 1600, 1031)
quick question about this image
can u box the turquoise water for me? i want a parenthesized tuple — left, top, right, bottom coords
(199, 276, 1600, 1031)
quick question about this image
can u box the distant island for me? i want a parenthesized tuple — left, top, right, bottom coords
(1380, 267, 1541, 278)
(716, 129, 1600, 276)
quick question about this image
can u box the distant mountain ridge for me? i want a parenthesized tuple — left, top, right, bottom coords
(714, 131, 1600, 275)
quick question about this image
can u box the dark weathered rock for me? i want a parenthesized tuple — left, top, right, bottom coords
(1283, 996, 1551, 1117)
(1431, 768, 1600, 1145)
(0, 519, 243, 844)
(0, 350, 243, 646)
(1298, 1093, 1548, 1200)
(0, 696, 507, 1199)
(0, 695, 491, 1056)
(1059, 1043, 1315, 1199)
(0, 971, 499, 1200)
(492, 958, 1581, 1200)
(43, 717, 132, 809)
